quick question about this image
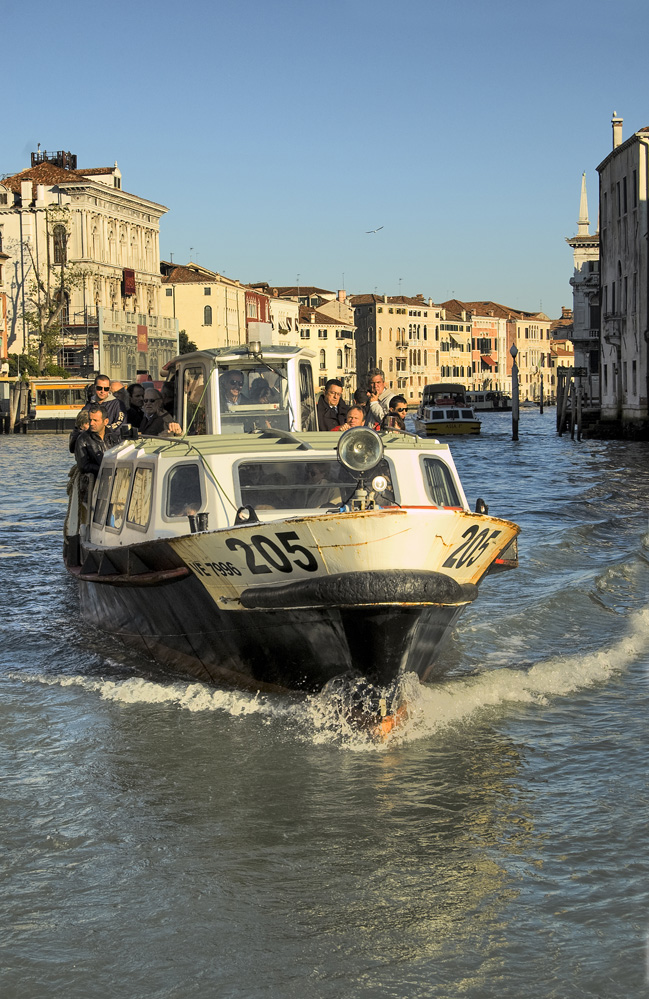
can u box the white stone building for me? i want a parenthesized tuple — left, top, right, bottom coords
(597, 114, 649, 426)
(0, 150, 178, 380)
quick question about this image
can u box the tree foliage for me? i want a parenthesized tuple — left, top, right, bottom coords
(178, 330, 198, 354)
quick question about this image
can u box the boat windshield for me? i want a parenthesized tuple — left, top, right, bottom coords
(236, 458, 395, 511)
(219, 364, 291, 435)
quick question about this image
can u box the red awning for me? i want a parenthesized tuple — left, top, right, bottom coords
(480, 354, 496, 367)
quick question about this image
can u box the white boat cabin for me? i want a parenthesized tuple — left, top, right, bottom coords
(84, 433, 471, 546)
(162, 345, 318, 436)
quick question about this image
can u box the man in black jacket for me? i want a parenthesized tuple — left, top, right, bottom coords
(82, 374, 127, 432)
(74, 404, 120, 476)
(316, 379, 348, 431)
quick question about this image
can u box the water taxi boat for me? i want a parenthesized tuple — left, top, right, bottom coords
(414, 383, 481, 436)
(63, 345, 518, 699)
(465, 390, 512, 412)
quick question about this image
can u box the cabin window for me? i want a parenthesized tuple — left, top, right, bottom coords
(420, 458, 462, 508)
(299, 361, 317, 431)
(93, 467, 114, 525)
(236, 458, 395, 511)
(219, 364, 290, 435)
(127, 467, 154, 528)
(106, 467, 133, 532)
(166, 463, 203, 518)
(461, 410, 474, 418)
(183, 366, 207, 435)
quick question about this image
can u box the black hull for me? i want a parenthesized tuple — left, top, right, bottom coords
(77, 569, 471, 694)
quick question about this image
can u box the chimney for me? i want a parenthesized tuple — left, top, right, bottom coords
(612, 111, 623, 149)
(337, 289, 346, 303)
(428, 298, 433, 307)
(21, 181, 33, 205)
(383, 294, 387, 303)
(36, 184, 46, 206)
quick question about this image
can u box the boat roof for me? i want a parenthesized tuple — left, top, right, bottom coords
(423, 383, 467, 394)
(119, 430, 451, 458)
(165, 345, 315, 369)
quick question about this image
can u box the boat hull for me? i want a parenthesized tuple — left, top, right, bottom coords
(75, 567, 472, 693)
(414, 418, 481, 436)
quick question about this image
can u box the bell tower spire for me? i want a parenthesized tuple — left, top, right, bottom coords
(577, 172, 590, 236)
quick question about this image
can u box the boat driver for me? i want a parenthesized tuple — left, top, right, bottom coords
(220, 370, 249, 409)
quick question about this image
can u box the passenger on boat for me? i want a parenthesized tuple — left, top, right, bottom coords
(81, 374, 127, 432)
(332, 405, 366, 431)
(74, 404, 121, 476)
(126, 383, 145, 428)
(382, 395, 408, 432)
(68, 410, 90, 454)
(248, 378, 272, 404)
(161, 382, 175, 415)
(139, 389, 183, 436)
(317, 379, 348, 431)
(366, 368, 396, 425)
(220, 370, 250, 409)
(304, 462, 344, 507)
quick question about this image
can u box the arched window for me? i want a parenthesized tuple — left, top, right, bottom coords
(337, 349, 343, 369)
(319, 349, 326, 369)
(424, 350, 427, 365)
(204, 305, 212, 325)
(53, 224, 67, 265)
(389, 358, 393, 372)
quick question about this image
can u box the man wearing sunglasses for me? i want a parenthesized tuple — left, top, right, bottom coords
(81, 374, 127, 432)
(219, 370, 249, 409)
(382, 395, 408, 431)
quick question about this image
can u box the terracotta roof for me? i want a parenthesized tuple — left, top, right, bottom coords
(78, 167, 115, 175)
(298, 305, 354, 327)
(1, 161, 154, 206)
(350, 293, 435, 307)
(161, 263, 218, 284)
(275, 286, 333, 298)
(1, 161, 86, 194)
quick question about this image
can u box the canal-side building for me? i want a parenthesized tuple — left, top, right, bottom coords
(505, 310, 553, 402)
(0, 149, 178, 380)
(160, 262, 248, 349)
(597, 114, 649, 430)
(351, 293, 442, 403)
(297, 306, 355, 394)
(566, 173, 600, 399)
(437, 304, 473, 390)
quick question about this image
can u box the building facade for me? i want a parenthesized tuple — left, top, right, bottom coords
(597, 114, 649, 426)
(160, 262, 248, 350)
(0, 150, 178, 379)
(351, 294, 442, 402)
(298, 306, 355, 394)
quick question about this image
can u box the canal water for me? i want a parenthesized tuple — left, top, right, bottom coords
(1, 413, 648, 999)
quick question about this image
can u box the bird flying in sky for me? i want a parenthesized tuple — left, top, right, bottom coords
(365, 226, 384, 233)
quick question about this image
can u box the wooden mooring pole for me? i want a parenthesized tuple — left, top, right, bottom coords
(510, 343, 519, 441)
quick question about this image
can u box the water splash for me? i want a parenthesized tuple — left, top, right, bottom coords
(10, 606, 648, 750)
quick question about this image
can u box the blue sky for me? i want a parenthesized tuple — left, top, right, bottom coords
(4, 0, 649, 317)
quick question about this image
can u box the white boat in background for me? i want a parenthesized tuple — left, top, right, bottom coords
(414, 383, 481, 436)
(465, 390, 512, 412)
(63, 344, 518, 717)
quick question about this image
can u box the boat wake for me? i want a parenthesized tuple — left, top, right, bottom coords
(10, 607, 649, 749)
